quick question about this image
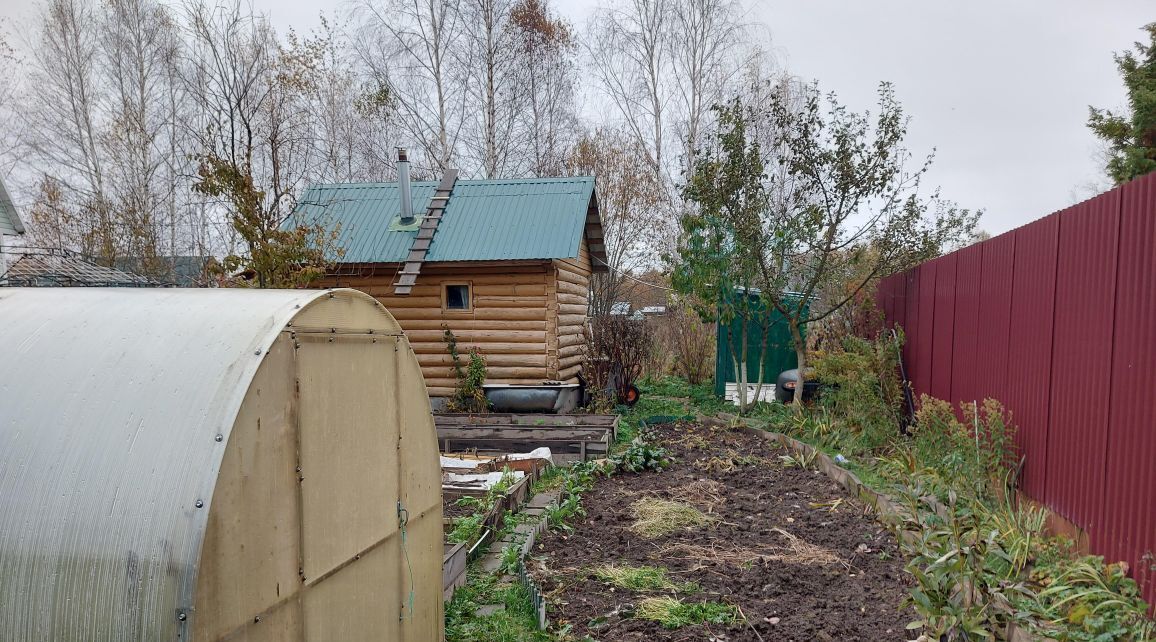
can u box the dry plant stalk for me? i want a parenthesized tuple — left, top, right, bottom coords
(693, 456, 738, 474)
(768, 528, 843, 566)
(669, 479, 727, 513)
(656, 529, 843, 567)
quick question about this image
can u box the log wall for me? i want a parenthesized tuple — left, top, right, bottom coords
(551, 239, 593, 383)
(323, 257, 590, 399)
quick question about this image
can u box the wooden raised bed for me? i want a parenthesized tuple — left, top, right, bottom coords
(442, 542, 467, 602)
(435, 413, 619, 462)
(442, 460, 546, 555)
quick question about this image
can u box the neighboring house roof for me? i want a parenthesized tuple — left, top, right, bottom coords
(112, 256, 211, 286)
(610, 302, 631, 315)
(292, 176, 607, 269)
(0, 176, 25, 237)
(3, 247, 157, 287)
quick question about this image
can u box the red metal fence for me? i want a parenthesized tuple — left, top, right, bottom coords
(877, 171, 1156, 608)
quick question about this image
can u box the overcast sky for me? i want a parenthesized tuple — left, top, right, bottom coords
(1, 0, 1150, 234)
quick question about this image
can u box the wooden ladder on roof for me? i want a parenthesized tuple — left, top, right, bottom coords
(393, 169, 459, 295)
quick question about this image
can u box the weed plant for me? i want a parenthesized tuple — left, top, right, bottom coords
(444, 326, 489, 413)
(592, 564, 700, 593)
(635, 597, 741, 629)
(1017, 555, 1155, 641)
(611, 431, 673, 473)
(445, 569, 554, 642)
(446, 469, 519, 545)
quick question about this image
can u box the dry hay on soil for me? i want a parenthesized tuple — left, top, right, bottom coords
(691, 449, 770, 474)
(655, 527, 844, 568)
(630, 498, 716, 539)
(669, 478, 727, 513)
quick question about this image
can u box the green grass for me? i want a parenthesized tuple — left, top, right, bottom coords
(635, 596, 741, 629)
(445, 568, 553, 642)
(592, 564, 700, 593)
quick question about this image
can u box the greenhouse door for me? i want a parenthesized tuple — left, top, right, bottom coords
(294, 335, 402, 640)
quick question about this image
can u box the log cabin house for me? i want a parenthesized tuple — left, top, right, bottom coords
(294, 157, 606, 406)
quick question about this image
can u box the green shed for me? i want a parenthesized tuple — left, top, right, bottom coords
(713, 290, 803, 401)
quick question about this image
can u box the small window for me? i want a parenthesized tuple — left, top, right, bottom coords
(444, 283, 471, 311)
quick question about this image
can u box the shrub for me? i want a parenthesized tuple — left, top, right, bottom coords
(443, 326, 489, 413)
(586, 314, 652, 404)
(912, 395, 1018, 496)
(811, 331, 905, 453)
(665, 304, 715, 385)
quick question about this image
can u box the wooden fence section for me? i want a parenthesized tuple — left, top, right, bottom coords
(876, 171, 1156, 608)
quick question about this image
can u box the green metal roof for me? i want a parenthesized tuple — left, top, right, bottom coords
(0, 176, 25, 236)
(292, 177, 598, 264)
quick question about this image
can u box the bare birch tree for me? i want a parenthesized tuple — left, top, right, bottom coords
(586, 0, 671, 179)
(459, 0, 520, 177)
(21, 0, 114, 258)
(669, 0, 749, 174)
(0, 25, 22, 176)
(100, 0, 187, 274)
(351, 0, 465, 173)
(509, 0, 579, 177)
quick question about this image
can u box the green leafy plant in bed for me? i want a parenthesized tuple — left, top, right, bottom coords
(896, 476, 1012, 641)
(1015, 554, 1154, 641)
(448, 512, 485, 545)
(541, 461, 605, 533)
(611, 435, 672, 473)
(446, 469, 520, 545)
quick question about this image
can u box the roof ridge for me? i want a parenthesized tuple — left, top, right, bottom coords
(305, 176, 595, 191)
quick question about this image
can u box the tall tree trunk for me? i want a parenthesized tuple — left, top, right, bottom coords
(789, 316, 806, 409)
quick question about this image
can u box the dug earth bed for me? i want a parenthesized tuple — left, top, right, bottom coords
(529, 420, 913, 641)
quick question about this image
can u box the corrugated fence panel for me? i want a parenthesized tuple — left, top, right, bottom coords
(903, 268, 920, 389)
(1004, 216, 1060, 499)
(950, 244, 983, 408)
(914, 262, 936, 399)
(974, 233, 1016, 405)
(891, 272, 906, 332)
(930, 255, 957, 401)
(1045, 192, 1121, 529)
(876, 275, 896, 328)
(1103, 172, 1156, 608)
(877, 176, 1156, 610)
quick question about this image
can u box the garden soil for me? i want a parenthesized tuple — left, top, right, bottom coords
(530, 420, 914, 641)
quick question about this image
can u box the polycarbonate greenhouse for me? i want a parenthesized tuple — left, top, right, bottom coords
(0, 288, 443, 641)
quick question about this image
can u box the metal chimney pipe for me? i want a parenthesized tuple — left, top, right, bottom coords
(397, 148, 414, 225)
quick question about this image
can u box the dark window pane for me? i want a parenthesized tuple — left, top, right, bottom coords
(445, 284, 470, 310)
